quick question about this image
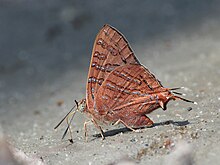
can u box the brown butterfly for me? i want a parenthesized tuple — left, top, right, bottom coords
(55, 24, 196, 141)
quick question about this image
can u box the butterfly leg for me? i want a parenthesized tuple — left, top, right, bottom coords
(114, 115, 153, 132)
(65, 113, 74, 142)
(113, 119, 142, 133)
(91, 118, 105, 140)
(84, 120, 92, 142)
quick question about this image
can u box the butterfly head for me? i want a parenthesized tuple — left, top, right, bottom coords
(76, 99, 87, 113)
(54, 98, 87, 140)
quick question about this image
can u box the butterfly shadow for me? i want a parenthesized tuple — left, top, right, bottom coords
(93, 120, 190, 139)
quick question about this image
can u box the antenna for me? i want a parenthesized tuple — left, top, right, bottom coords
(54, 104, 77, 130)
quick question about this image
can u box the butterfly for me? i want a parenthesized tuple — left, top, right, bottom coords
(55, 24, 196, 141)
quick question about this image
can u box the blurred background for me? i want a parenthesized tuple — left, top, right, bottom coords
(1, 0, 220, 106)
(0, 0, 220, 165)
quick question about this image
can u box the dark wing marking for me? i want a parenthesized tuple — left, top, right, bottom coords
(95, 64, 163, 115)
(86, 24, 140, 110)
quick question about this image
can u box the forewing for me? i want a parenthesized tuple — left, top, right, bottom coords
(95, 64, 163, 115)
(86, 24, 140, 110)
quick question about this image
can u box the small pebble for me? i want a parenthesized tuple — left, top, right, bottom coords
(130, 138, 137, 142)
(187, 107, 192, 111)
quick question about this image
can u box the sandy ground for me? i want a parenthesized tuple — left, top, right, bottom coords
(0, 0, 220, 165)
